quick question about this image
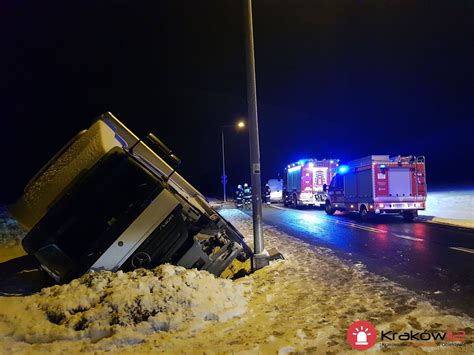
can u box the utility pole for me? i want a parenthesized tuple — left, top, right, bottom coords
(221, 128, 227, 203)
(244, 0, 266, 268)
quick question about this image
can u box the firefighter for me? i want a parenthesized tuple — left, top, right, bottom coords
(235, 184, 244, 208)
(263, 183, 271, 204)
(243, 183, 252, 208)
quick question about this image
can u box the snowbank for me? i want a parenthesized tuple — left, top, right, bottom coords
(419, 189, 474, 229)
(0, 264, 249, 352)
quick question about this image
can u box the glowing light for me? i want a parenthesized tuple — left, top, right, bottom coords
(378, 203, 384, 208)
(338, 165, 349, 174)
(237, 121, 245, 128)
(307, 162, 314, 168)
(350, 204, 354, 208)
(298, 159, 306, 166)
(380, 164, 386, 169)
(369, 205, 374, 209)
(330, 160, 334, 164)
(288, 166, 301, 173)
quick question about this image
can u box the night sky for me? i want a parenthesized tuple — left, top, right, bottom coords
(1, 1, 473, 203)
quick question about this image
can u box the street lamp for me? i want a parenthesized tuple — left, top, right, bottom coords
(221, 120, 246, 203)
(244, 0, 265, 264)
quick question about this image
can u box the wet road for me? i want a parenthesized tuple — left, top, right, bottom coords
(252, 205, 474, 317)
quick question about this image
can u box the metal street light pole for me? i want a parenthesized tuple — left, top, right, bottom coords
(244, 0, 265, 264)
(221, 121, 245, 204)
(221, 128, 227, 203)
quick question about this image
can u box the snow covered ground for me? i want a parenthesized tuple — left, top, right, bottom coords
(419, 188, 474, 229)
(0, 208, 473, 353)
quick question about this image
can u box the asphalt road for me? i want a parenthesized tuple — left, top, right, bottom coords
(250, 204, 474, 317)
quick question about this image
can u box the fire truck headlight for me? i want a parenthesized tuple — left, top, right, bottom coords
(378, 203, 384, 208)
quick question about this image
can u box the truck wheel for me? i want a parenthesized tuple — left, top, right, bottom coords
(402, 211, 415, 222)
(359, 206, 369, 221)
(325, 201, 335, 215)
(292, 194, 299, 208)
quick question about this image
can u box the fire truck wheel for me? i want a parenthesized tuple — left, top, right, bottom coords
(402, 211, 415, 222)
(325, 201, 335, 215)
(359, 206, 369, 221)
(292, 194, 299, 208)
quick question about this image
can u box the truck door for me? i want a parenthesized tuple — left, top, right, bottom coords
(329, 174, 345, 203)
(388, 168, 411, 197)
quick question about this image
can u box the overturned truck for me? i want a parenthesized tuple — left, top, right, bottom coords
(10, 112, 252, 283)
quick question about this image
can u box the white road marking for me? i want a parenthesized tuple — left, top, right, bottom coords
(332, 220, 387, 233)
(393, 234, 424, 242)
(449, 247, 474, 254)
(268, 205, 387, 233)
(269, 204, 286, 210)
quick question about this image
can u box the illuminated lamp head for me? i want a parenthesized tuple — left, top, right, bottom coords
(338, 165, 349, 174)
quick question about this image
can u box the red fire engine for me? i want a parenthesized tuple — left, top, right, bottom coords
(283, 159, 339, 207)
(324, 155, 427, 221)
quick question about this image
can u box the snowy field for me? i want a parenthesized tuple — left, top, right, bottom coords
(419, 188, 474, 229)
(0, 208, 473, 353)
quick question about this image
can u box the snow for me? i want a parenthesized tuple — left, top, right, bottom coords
(0, 208, 472, 353)
(0, 264, 248, 351)
(0, 206, 26, 247)
(419, 189, 474, 229)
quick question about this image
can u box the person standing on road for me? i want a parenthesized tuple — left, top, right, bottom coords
(263, 183, 271, 204)
(243, 183, 252, 208)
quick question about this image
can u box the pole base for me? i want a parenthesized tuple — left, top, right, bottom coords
(252, 248, 284, 271)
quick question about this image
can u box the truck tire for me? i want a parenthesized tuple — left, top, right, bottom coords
(402, 211, 416, 222)
(325, 201, 335, 215)
(292, 194, 299, 208)
(359, 205, 369, 221)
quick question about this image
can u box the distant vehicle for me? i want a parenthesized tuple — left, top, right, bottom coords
(267, 178, 283, 203)
(324, 155, 427, 222)
(283, 159, 339, 207)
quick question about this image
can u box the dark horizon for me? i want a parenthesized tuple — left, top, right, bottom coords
(1, 1, 473, 203)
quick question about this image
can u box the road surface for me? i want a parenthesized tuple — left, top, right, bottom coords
(248, 204, 474, 317)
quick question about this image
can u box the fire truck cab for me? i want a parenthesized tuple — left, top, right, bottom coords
(284, 159, 339, 207)
(325, 155, 427, 221)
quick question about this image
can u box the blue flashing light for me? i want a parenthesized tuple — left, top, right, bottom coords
(307, 162, 314, 168)
(338, 165, 349, 174)
(298, 159, 305, 166)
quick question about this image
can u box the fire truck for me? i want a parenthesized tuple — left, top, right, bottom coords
(324, 155, 427, 221)
(283, 159, 339, 207)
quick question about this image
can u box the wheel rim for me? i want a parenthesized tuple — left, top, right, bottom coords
(325, 202, 331, 213)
